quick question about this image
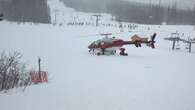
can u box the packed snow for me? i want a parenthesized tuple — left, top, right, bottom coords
(0, 0, 195, 110)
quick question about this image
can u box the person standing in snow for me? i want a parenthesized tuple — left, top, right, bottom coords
(119, 48, 128, 56)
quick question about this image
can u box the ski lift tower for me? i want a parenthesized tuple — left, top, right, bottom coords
(164, 32, 195, 53)
(92, 14, 102, 27)
(170, 32, 180, 50)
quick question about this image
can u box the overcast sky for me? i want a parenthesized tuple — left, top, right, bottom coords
(0, 0, 194, 9)
(124, 0, 195, 9)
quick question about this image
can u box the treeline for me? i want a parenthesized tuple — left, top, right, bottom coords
(61, 0, 195, 25)
(0, 0, 51, 23)
(108, 1, 195, 25)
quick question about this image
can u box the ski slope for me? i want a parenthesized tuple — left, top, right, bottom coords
(1, 1, 195, 110)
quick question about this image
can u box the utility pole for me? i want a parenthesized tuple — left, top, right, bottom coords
(92, 14, 102, 27)
(38, 57, 41, 82)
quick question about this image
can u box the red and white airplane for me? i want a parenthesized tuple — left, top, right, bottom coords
(88, 33, 156, 56)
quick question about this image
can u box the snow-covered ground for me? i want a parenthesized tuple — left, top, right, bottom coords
(1, 0, 195, 110)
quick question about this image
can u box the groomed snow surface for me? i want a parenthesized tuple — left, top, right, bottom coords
(1, 20, 195, 110)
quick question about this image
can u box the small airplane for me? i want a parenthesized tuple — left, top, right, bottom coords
(88, 33, 156, 56)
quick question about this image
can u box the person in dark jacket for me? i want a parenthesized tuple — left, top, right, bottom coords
(119, 48, 128, 56)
